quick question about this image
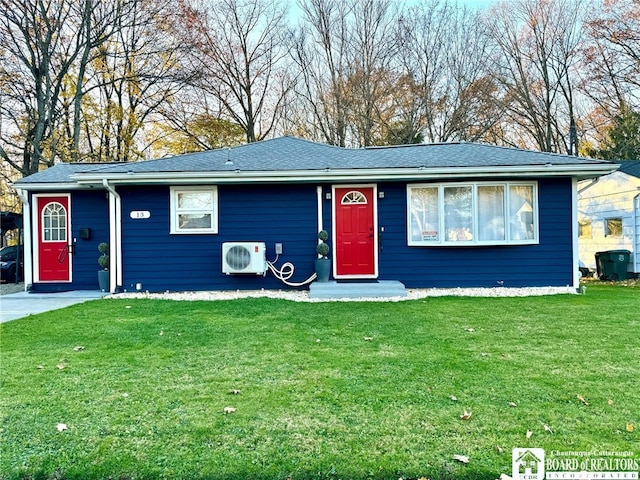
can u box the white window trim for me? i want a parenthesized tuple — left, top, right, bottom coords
(407, 181, 539, 246)
(170, 186, 218, 234)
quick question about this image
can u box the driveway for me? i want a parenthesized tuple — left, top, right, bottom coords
(0, 285, 107, 323)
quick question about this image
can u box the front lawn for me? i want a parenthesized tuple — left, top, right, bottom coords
(1, 285, 638, 480)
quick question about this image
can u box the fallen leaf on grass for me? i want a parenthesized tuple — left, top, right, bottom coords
(627, 424, 634, 432)
(73, 346, 85, 351)
(223, 406, 236, 414)
(496, 446, 504, 453)
(608, 399, 614, 406)
(57, 364, 66, 370)
(577, 394, 589, 406)
(229, 389, 241, 395)
(159, 331, 164, 336)
(449, 395, 458, 401)
(363, 337, 373, 341)
(526, 430, 533, 439)
(56, 423, 67, 432)
(543, 424, 553, 433)
(453, 454, 469, 464)
(460, 410, 472, 420)
(37, 365, 44, 369)
(465, 328, 475, 332)
(508, 402, 517, 407)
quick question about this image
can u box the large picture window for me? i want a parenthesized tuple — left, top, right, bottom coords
(408, 182, 538, 246)
(170, 186, 218, 234)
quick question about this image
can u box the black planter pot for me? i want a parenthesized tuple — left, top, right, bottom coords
(315, 258, 331, 282)
(98, 270, 110, 292)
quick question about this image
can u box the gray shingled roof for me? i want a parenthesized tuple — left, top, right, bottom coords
(618, 160, 640, 179)
(14, 162, 115, 184)
(85, 136, 611, 173)
(15, 136, 616, 185)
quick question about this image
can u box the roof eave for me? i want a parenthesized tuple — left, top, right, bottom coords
(72, 164, 618, 185)
(10, 182, 99, 192)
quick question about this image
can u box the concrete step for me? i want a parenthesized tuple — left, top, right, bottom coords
(309, 280, 406, 299)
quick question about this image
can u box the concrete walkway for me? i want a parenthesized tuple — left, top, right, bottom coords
(0, 290, 107, 323)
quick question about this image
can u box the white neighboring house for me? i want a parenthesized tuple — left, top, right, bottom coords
(578, 160, 640, 277)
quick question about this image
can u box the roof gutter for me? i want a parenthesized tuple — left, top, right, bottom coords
(10, 182, 98, 191)
(72, 164, 619, 186)
(102, 179, 122, 293)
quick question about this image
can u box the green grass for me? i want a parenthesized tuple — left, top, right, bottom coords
(1, 284, 638, 480)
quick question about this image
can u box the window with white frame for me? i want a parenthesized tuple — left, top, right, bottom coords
(170, 186, 218, 234)
(407, 182, 538, 246)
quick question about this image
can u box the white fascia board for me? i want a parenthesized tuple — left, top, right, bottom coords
(10, 182, 98, 191)
(72, 164, 618, 185)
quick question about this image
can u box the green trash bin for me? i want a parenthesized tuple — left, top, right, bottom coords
(595, 250, 631, 281)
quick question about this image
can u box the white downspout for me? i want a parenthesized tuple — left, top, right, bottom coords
(15, 187, 32, 291)
(317, 186, 323, 251)
(102, 179, 122, 293)
(572, 178, 580, 290)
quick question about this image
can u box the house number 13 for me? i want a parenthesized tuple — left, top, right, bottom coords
(130, 211, 151, 219)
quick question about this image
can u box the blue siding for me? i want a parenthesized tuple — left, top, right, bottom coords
(376, 178, 574, 288)
(32, 178, 575, 292)
(119, 184, 320, 292)
(31, 190, 110, 292)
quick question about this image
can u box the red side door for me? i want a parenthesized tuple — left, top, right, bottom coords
(333, 186, 377, 278)
(36, 195, 71, 282)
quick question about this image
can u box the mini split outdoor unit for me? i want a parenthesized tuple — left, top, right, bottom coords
(222, 242, 267, 275)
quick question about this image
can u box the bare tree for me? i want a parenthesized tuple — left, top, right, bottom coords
(179, 0, 291, 143)
(395, 0, 499, 144)
(582, 0, 640, 110)
(580, 0, 640, 154)
(290, 0, 353, 146)
(82, 0, 187, 162)
(0, 0, 88, 177)
(0, 0, 181, 180)
(152, 88, 245, 155)
(344, 0, 398, 147)
(485, 0, 587, 153)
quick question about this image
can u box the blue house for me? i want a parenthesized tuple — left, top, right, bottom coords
(13, 136, 617, 294)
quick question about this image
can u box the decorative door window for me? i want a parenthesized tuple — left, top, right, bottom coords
(341, 191, 367, 204)
(42, 202, 67, 242)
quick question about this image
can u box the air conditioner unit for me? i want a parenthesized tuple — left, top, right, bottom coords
(222, 242, 267, 275)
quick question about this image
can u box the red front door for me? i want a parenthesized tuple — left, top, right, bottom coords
(36, 195, 71, 282)
(333, 186, 377, 278)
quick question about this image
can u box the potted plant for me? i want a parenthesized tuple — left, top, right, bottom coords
(98, 242, 110, 292)
(315, 230, 331, 282)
